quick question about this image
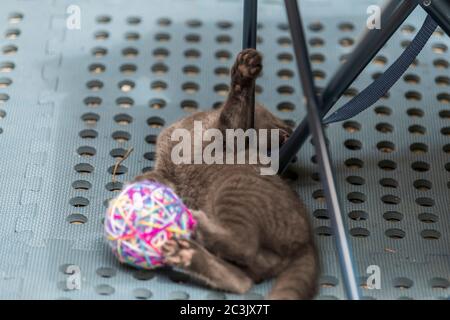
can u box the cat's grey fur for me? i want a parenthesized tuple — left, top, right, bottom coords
(134, 49, 319, 299)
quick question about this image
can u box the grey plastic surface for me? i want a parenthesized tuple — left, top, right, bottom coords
(0, 0, 449, 300)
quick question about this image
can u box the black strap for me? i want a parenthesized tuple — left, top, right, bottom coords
(323, 15, 438, 125)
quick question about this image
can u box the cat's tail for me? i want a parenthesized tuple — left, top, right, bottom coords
(267, 243, 319, 300)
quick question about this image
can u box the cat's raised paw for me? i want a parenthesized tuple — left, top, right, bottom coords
(232, 48, 262, 83)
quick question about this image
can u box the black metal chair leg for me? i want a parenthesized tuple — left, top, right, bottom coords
(284, 0, 360, 300)
(242, 0, 258, 129)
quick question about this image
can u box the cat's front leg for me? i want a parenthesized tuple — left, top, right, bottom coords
(162, 239, 253, 294)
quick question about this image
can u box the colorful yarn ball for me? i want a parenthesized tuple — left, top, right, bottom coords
(105, 181, 197, 269)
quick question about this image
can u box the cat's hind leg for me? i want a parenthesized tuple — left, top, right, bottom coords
(245, 250, 290, 283)
(219, 48, 262, 131)
(190, 209, 260, 268)
(191, 210, 288, 283)
(162, 239, 253, 294)
(267, 243, 319, 300)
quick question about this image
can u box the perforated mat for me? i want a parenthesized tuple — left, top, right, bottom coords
(0, 0, 449, 300)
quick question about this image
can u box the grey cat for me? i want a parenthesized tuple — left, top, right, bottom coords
(134, 49, 319, 299)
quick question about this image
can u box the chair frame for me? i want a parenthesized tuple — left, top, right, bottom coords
(242, 0, 450, 300)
